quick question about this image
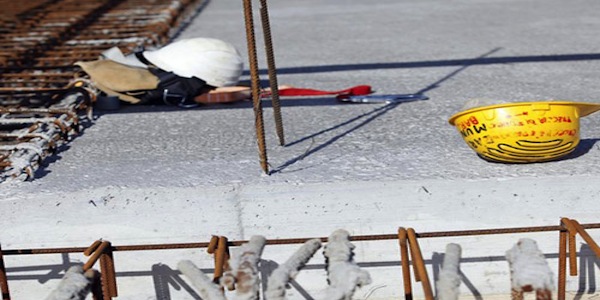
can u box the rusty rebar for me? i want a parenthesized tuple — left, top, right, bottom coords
(84, 240, 102, 256)
(407, 228, 434, 300)
(0, 220, 599, 298)
(397, 228, 413, 300)
(101, 242, 117, 297)
(83, 241, 110, 271)
(259, 0, 284, 146)
(1, 0, 202, 181)
(570, 219, 600, 257)
(557, 228, 567, 300)
(99, 255, 111, 300)
(0, 245, 10, 300)
(563, 219, 578, 276)
(213, 236, 229, 283)
(4, 222, 600, 256)
(206, 235, 219, 254)
(243, 0, 269, 174)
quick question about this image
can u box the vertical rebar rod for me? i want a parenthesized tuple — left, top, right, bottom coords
(213, 236, 229, 283)
(259, 0, 285, 146)
(557, 227, 567, 300)
(0, 245, 10, 300)
(100, 255, 112, 300)
(407, 228, 434, 300)
(397, 228, 413, 300)
(102, 242, 117, 297)
(561, 218, 579, 276)
(568, 229, 578, 276)
(243, 0, 269, 174)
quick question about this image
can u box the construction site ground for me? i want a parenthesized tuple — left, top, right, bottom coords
(2, 0, 600, 299)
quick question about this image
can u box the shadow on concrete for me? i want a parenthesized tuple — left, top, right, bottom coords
(95, 50, 600, 114)
(3, 247, 599, 299)
(561, 138, 600, 161)
(151, 263, 201, 300)
(271, 48, 502, 174)
(247, 52, 600, 76)
(575, 244, 600, 299)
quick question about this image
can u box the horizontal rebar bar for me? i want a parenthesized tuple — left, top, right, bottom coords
(4, 222, 600, 256)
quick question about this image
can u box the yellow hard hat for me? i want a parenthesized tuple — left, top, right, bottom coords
(448, 101, 600, 163)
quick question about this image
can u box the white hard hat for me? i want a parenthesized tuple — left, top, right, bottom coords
(142, 38, 244, 87)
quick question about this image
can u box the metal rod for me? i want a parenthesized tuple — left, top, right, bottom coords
(397, 228, 413, 300)
(84, 240, 102, 256)
(242, 0, 269, 174)
(83, 241, 110, 271)
(407, 228, 433, 300)
(213, 236, 229, 283)
(571, 219, 600, 257)
(561, 218, 579, 276)
(259, 0, 285, 146)
(102, 242, 117, 297)
(557, 228, 567, 300)
(206, 235, 219, 254)
(100, 255, 112, 300)
(0, 245, 10, 300)
(4, 222, 600, 255)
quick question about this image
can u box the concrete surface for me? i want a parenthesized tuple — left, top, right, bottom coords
(2, 0, 600, 299)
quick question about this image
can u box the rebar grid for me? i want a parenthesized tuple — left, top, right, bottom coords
(0, 0, 206, 181)
(0, 220, 598, 299)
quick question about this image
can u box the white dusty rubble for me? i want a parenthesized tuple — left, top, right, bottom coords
(505, 238, 554, 293)
(223, 235, 266, 300)
(44, 266, 95, 300)
(322, 229, 371, 300)
(436, 243, 462, 300)
(265, 239, 322, 300)
(178, 260, 227, 300)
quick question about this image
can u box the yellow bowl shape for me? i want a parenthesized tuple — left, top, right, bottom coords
(448, 101, 600, 163)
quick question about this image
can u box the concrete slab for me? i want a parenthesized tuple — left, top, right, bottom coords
(2, 0, 600, 298)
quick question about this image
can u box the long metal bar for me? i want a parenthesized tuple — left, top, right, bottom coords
(397, 228, 413, 300)
(259, 0, 284, 146)
(242, 0, 269, 174)
(0, 245, 10, 300)
(4, 222, 600, 255)
(563, 218, 579, 276)
(407, 228, 434, 300)
(1, 220, 600, 299)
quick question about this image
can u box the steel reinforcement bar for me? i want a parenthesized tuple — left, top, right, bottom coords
(0, 219, 599, 299)
(0, 0, 206, 181)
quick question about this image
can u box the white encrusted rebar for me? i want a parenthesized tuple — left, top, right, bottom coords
(222, 235, 267, 300)
(322, 229, 371, 300)
(265, 238, 322, 300)
(45, 265, 95, 300)
(177, 260, 226, 300)
(436, 243, 462, 300)
(506, 238, 554, 300)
